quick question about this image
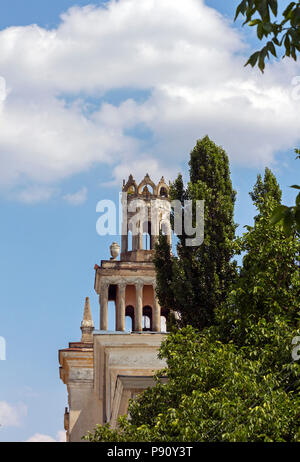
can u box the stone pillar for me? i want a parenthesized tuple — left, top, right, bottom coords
(150, 202, 159, 250)
(117, 283, 126, 332)
(100, 282, 109, 330)
(132, 233, 138, 251)
(137, 221, 143, 250)
(121, 234, 128, 254)
(135, 281, 143, 332)
(151, 234, 158, 250)
(152, 283, 161, 332)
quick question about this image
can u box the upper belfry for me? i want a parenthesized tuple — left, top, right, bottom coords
(120, 173, 171, 262)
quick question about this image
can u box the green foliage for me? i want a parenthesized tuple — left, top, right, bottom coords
(235, 0, 300, 72)
(241, 169, 299, 319)
(154, 136, 237, 330)
(84, 325, 300, 442)
(217, 168, 300, 345)
(271, 149, 300, 235)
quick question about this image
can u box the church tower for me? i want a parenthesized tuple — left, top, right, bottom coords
(95, 173, 171, 333)
(59, 174, 171, 442)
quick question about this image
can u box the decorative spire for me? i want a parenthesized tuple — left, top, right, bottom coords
(80, 297, 94, 343)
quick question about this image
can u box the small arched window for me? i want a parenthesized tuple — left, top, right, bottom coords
(143, 306, 152, 331)
(128, 230, 133, 251)
(159, 187, 168, 198)
(142, 221, 152, 250)
(125, 305, 134, 332)
(127, 185, 135, 195)
(160, 316, 167, 333)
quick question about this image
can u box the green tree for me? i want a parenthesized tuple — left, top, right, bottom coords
(271, 149, 300, 236)
(217, 167, 300, 347)
(154, 136, 237, 330)
(85, 325, 300, 442)
(235, 0, 300, 72)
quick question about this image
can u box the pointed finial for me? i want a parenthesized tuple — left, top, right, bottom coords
(83, 297, 92, 321)
(80, 297, 94, 343)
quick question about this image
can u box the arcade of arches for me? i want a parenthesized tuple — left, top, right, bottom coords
(99, 280, 168, 333)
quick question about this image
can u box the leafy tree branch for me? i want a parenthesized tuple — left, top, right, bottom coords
(235, 0, 300, 71)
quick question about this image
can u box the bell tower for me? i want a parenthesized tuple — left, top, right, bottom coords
(120, 173, 171, 262)
(59, 174, 171, 442)
(94, 173, 171, 333)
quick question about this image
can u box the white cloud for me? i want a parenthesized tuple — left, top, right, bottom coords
(63, 186, 87, 205)
(0, 94, 137, 189)
(26, 433, 56, 443)
(26, 430, 66, 443)
(14, 185, 57, 203)
(56, 430, 66, 442)
(0, 401, 27, 427)
(0, 76, 6, 104)
(0, 0, 299, 201)
(107, 154, 178, 187)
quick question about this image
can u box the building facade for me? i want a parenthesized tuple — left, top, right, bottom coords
(59, 174, 171, 442)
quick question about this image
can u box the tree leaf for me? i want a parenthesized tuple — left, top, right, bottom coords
(270, 205, 288, 224)
(245, 51, 260, 67)
(284, 33, 291, 56)
(257, 23, 264, 39)
(282, 208, 295, 235)
(268, 0, 278, 17)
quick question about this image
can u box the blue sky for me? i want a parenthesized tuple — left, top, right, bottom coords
(0, 0, 299, 442)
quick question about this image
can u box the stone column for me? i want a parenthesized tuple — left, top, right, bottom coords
(152, 283, 161, 332)
(121, 234, 128, 254)
(135, 281, 143, 332)
(137, 221, 143, 250)
(151, 234, 158, 250)
(150, 202, 159, 250)
(100, 282, 109, 330)
(117, 282, 126, 332)
(132, 233, 138, 251)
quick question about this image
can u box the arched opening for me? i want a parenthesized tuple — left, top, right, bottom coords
(160, 316, 167, 333)
(107, 284, 117, 331)
(161, 307, 169, 333)
(142, 184, 153, 196)
(142, 305, 152, 331)
(143, 233, 150, 250)
(128, 230, 133, 251)
(159, 186, 168, 198)
(142, 221, 151, 250)
(125, 305, 134, 332)
(107, 300, 116, 331)
(127, 184, 136, 195)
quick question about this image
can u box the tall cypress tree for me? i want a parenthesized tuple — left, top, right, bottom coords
(154, 135, 237, 330)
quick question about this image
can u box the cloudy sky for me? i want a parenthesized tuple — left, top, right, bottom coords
(0, 0, 299, 442)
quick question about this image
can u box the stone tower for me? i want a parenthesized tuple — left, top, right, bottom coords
(59, 174, 171, 442)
